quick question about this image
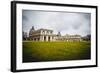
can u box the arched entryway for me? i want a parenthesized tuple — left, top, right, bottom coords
(44, 36, 46, 41)
(48, 36, 50, 41)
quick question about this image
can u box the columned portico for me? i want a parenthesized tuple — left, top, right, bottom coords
(46, 36, 48, 41)
(39, 35, 53, 42)
(50, 36, 52, 41)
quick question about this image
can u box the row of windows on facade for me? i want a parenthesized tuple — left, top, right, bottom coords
(29, 30, 53, 36)
(41, 30, 52, 34)
(28, 36, 81, 42)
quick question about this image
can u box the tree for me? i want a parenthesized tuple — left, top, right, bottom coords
(23, 31, 27, 40)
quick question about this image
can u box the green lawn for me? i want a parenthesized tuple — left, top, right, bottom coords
(23, 41, 91, 63)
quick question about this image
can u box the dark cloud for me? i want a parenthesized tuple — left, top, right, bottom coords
(22, 15, 28, 21)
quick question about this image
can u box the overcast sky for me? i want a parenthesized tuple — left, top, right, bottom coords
(22, 10, 91, 36)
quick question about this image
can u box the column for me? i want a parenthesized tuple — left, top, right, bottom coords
(40, 36, 44, 41)
(46, 36, 48, 41)
(40, 36, 42, 41)
(42, 36, 44, 41)
(45, 31, 46, 35)
(50, 36, 52, 41)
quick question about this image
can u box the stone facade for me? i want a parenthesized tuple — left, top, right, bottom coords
(29, 26, 55, 41)
(29, 26, 82, 42)
(55, 34, 82, 42)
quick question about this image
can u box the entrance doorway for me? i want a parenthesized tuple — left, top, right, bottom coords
(48, 36, 50, 41)
(44, 36, 46, 41)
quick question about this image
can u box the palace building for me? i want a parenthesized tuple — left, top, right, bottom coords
(29, 26, 56, 41)
(28, 26, 82, 42)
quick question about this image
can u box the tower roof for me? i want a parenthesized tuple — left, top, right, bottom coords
(31, 26, 35, 30)
(57, 32, 61, 36)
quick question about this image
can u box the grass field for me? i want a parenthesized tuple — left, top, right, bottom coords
(23, 41, 91, 63)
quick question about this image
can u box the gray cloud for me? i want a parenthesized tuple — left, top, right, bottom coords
(22, 10, 91, 36)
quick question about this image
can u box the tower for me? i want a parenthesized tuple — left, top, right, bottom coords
(57, 31, 61, 36)
(31, 26, 35, 30)
(29, 26, 35, 37)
